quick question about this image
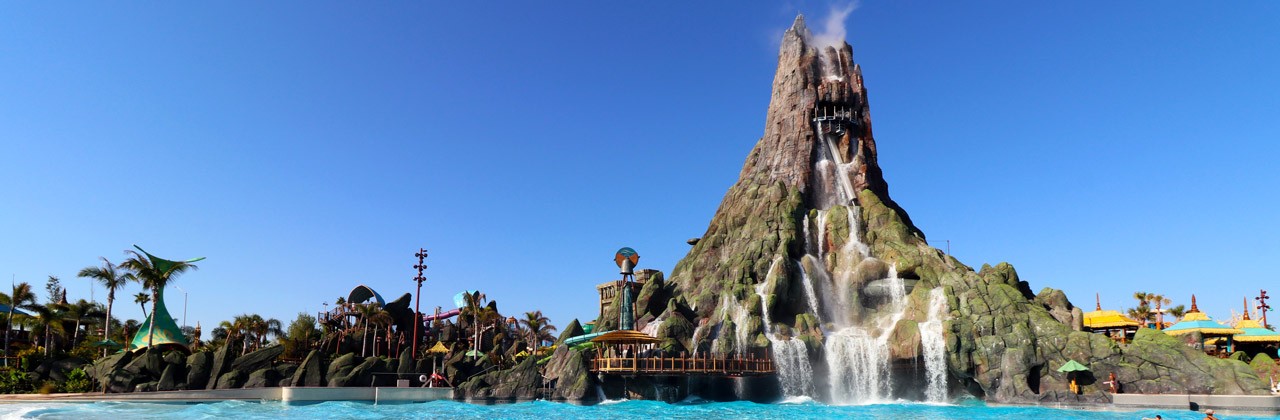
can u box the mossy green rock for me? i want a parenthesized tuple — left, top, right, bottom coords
(556, 319, 585, 345)
(635, 270, 668, 320)
(544, 346, 594, 401)
(657, 311, 695, 354)
(458, 356, 540, 401)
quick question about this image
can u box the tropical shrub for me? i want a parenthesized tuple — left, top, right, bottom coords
(59, 368, 92, 393)
(15, 346, 45, 372)
(0, 368, 37, 394)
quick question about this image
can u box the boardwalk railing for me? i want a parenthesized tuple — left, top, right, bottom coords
(590, 354, 774, 376)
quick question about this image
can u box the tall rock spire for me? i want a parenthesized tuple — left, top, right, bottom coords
(669, 14, 920, 320)
(653, 14, 1270, 404)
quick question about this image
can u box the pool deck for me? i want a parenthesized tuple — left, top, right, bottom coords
(1112, 393, 1280, 415)
(0, 387, 454, 404)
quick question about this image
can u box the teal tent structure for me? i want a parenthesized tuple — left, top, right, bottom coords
(129, 246, 202, 353)
(130, 288, 189, 352)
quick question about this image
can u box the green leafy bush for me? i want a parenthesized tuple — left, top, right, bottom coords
(59, 368, 93, 393)
(0, 367, 37, 394)
(15, 346, 45, 372)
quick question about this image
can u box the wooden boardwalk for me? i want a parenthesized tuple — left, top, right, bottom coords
(590, 354, 775, 377)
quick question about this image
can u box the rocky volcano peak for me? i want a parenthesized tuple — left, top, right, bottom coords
(751, 15, 908, 226)
(647, 14, 1270, 405)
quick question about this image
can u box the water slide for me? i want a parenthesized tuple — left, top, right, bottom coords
(422, 308, 461, 321)
(561, 330, 611, 347)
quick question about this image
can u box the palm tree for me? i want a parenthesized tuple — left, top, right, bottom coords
(120, 249, 198, 349)
(1, 282, 38, 364)
(62, 299, 101, 349)
(354, 303, 382, 357)
(1149, 294, 1172, 329)
(134, 293, 151, 317)
(360, 308, 392, 357)
(220, 314, 253, 353)
(1128, 292, 1154, 326)
(77, 257, 132, 354)
(461, 291, 489, 361)
(520, 310, 557, 355)
(28, 304, 65, 356)
(1168, 304, 1188, 321)
(244, 314, 283, 352)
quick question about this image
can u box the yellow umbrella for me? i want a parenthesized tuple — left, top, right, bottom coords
(427, 341, 450, 354)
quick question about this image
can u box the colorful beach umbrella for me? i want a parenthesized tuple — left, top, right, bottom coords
(426, 341, 450, 354)
(91, 339, 122, 349)
(1057, 359, 1089, 373)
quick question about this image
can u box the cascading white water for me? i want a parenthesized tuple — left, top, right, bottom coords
(822, 136, 857, 205)
(640, 316, 664, 337)
(756, 279, 815, 397)
(795, 258, 822, 317)
(713, 294, 753, 356)
(806, 126, 916, 405)
(823, 265, 905, 404)
(691, 324, 707, 357)
(920, 287, 949, 403)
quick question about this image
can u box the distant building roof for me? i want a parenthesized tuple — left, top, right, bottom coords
(1083, 309, 1140, 330)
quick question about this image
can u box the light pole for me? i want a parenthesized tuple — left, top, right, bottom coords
(413, 248, 428, 357)
(1258, 290, 1271, 329)
(173, 285, 189, 330)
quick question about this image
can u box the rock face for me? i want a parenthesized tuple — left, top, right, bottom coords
(543, 345, 595, 401)
(457, 357, 540, 402)
(205, 345, 236, 390)
(230, 345, 284, 376)
(292, 350, 325, 387)
(657, 14, 1269, 404)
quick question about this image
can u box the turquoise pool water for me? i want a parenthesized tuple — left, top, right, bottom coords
(1, 398, 1275, 420)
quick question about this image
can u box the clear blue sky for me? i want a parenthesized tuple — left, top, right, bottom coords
(2, 2, 1278, 337)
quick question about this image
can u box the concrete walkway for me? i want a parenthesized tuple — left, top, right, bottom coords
(1113, 393, 1280, 415)
(0, 387, 453, 404)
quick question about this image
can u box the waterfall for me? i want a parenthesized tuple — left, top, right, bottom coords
(595, 384, 607, 402)
(640, 316, 664, 337)
(920, 287, 949, 403)
(795, 259, 822, 317)
(691, 324, 707, 357)
(712, 294, 753, 356)
(823, 265, 905, 405)
(756, 279, 815, 397)
(822, 135, 857, 205)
